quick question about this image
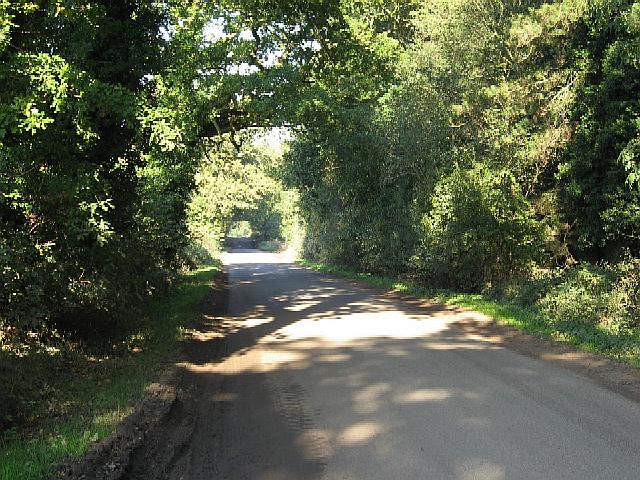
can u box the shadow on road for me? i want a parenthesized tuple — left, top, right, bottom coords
(125, 251, 640, 480)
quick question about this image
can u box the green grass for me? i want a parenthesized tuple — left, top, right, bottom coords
(300, 260, 640, 368)
(0, 263, 221, 480)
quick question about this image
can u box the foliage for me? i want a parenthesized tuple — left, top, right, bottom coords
(415, 164, 543, 290)
(5, 0, 640, 457)
(0, 263, 221, 480)
(0, 2, 200, 333)
(494, 258, 640, 334)
(228, 221, 254, 239)
(283, 0, 640, 300)
(558, 0, 640, 256)
(257, 239, 285, 252)
(0, 0, 355, 333)
(187, 140, 301, 255)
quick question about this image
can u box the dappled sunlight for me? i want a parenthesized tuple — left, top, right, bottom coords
(221, 249, 295, 265)
(273, 310, 448, 343)
(191, 330, 226, 341)
(295, 428, 334, 460)
(169, 252, 640, 480)
(284, 299, 322, 312)
(461, 391, 490, 401)
(244, 316, 276, 328)
(394, 388, 451, 403)
(11, 1, 640, 477)
(92, 408, 132, 430)
(180, 347, 310, 374)
(383, 347, 410, 356)
(193, 313, 275, 340)
(353, 383, 391, 414)
(262, 349, 310, 370)
(338, 422, 384, 446)
(273, 287, 353, 303)
(420, 341, 501, 351)
(539, 351, 610, 371)
(455, 460, 505, 480)
(316, 353, 351, 362)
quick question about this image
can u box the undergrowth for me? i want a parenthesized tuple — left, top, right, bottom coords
(0, 263, 221, 480)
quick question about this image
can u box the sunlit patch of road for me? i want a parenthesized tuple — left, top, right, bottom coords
(171, 250, 640, 480)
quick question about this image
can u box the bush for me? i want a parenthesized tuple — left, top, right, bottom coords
(539, 260, 640, 332)
(492, 258, 640, 333)
(180, 239, 216, 270)
(414, 164, 544, 291)
(537, 265, 619, 328)
(0, 232, 50, 329)
(615, 259, 640, 329)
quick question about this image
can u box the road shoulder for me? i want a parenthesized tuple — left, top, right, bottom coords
(305, 264, 640, 405)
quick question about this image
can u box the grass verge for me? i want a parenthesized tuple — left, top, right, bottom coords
(0, 262, 221, 480)
(300, 260, 640, 368)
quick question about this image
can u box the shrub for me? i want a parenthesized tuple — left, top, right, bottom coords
(180, 239, 216, 269)
(615, 258, 640, 329)
(493, 258, 640, 333)
(537, 265, 620, 328)
(0, 232, 50, 329)
(414, 164, 544, 291)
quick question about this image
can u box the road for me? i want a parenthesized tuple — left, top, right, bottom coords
(138, 250, 640, 479)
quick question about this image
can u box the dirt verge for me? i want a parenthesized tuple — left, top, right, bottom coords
(49, 380, 177, 480)
(316, 270, 640, 404)
(454, 313, 640, 403)
(379, 288, 640, 405)
(49, 271, 228, 480)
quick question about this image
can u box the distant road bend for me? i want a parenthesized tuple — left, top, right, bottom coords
(129, 250, 640, 480)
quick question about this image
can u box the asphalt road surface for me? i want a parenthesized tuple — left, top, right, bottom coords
(157, 250, 640, 479)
